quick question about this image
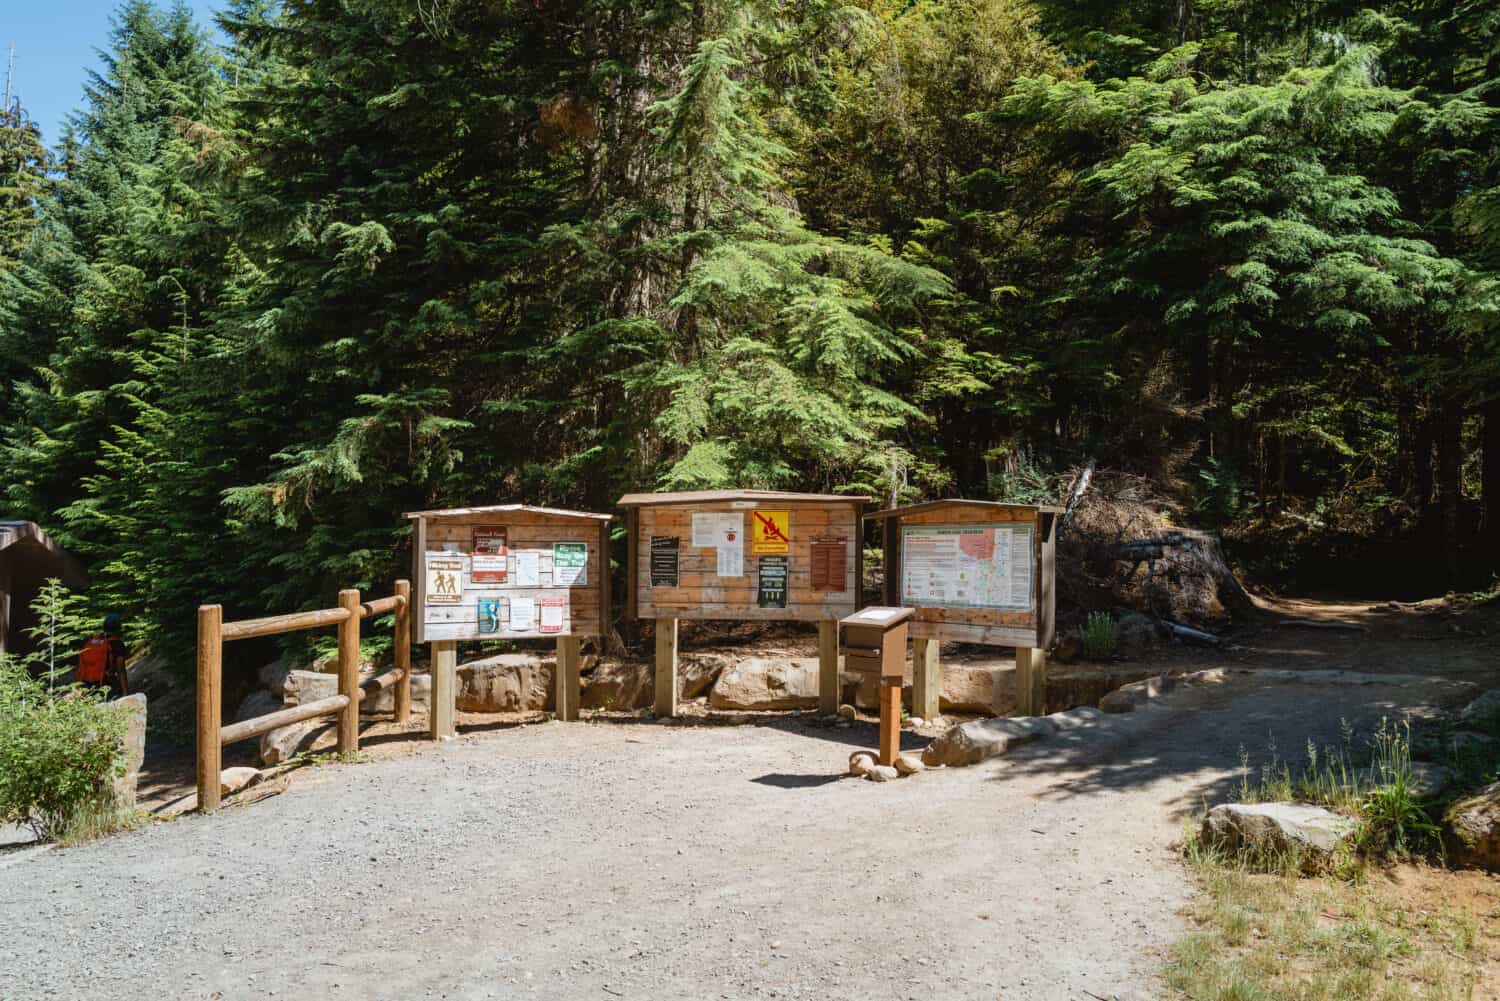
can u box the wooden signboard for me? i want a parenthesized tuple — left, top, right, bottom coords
(404, 504, 614, 730)
(866, 500, 1059, 719)
(617, 490, 868, 716)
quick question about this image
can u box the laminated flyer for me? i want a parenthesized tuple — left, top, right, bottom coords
(553, 542, 588, 586)
(510, 596, 536, 631)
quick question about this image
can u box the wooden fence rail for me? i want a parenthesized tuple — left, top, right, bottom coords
(197, 579, 411, 812)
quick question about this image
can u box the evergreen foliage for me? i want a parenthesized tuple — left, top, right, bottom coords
(0, 0, 1497, 671)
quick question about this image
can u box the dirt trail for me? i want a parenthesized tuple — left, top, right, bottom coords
(0, 663, 1473, 1001)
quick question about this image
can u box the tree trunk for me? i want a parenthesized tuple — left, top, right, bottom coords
(1437, 400, 1464, 589)
(1484, 394, 1500, 577)
(1414, 410, 1435, 511)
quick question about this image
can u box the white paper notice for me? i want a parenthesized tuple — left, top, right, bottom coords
(510, 596, 536, 631)
(514, 551, 541, 587)
(691, 511, 742, 547)
(716, 534, 744, 577)
(539, 596, 567, 634)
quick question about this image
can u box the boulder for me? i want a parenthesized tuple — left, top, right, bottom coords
(283, 669, 431, 715)
(923, 716, 1058, 767)
(456, 653, 554, 713)
(259, 719, 334, 765)
(941, 666, 999, 714)
(1444, 781, 1500, 871)
(1115, 613, 1160, 659)
(258, 659, 293, 697)
(1460, 690, 1500, 726)
(1046, 666, 1155, 714)
(1200, 803, 1356, 872)
(582, 660, 653, 710)
(1099, 689, 1135, 713)
(1449, 732, 1496, 758)
(680, 653, 730, 700)
(1052, 633, 1082, 664)
(108, 694, 147, 807)
(219, 767, 262, 797)
(867, 765, 898, 782)
(1408, 762, 1456, 800)
(710, 657, 819, 711)
(234, 689, 282, 723)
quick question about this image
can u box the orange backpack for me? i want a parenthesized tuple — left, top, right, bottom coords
(78, 635, 111, 683)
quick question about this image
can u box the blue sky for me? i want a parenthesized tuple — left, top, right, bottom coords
(4, 0, 225, 147)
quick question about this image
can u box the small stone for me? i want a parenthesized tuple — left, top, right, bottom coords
(848, 753, 875, 777)
(837, 704, 858, 720)
(866, 765, 898, 782)
(907, 717, 925, 729)
(894, 753, 925, 776)
(219, 766, 262, 796)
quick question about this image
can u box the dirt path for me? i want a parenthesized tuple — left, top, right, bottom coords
(1, 666, 1473, 1001)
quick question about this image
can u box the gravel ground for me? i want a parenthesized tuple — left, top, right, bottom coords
(0, 672, 1470, 1001)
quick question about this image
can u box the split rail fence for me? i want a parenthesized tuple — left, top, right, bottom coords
(196, 581, 411, 811)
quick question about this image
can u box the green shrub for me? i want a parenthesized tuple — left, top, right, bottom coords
(1081, 611, 1119, 659)
(0, 658, 128, 842)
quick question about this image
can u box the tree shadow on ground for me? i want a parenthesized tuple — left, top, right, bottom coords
(982, 680, 1457, 822)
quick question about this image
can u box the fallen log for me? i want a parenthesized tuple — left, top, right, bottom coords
(1164, 619, 1221, 646)
(1275, 618, 1367, 633)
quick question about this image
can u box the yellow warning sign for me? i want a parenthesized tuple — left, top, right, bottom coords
(751, 510, 790, 554)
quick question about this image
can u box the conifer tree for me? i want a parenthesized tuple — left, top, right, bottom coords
(0, 65, 51, 271)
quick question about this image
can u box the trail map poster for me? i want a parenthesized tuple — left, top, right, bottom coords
(900, 524, 1034, 610)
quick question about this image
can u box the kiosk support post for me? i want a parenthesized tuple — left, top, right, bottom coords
(817, 620, 839, 714)
(430, 640, 457, 740)
(654, 617, 678, 717)
(912, 636, 940, 720)
(556, 635, 581, 721)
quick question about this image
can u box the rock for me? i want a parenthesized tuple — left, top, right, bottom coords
(234, 689, 282, 723)
(283, 669, 431, 715)
(219, 767, 262, 797)
(921, 743, 942, 767)
(258, 659, 293, 697)
(907, 716, 924, 729)
(894, 753, 925, 776)
(710, 657, 819, 711)
(456, 653, 554, 712)
(1460, 690, 1500, 726)
(924, 716, 1058, 767)
(1449, 732, 1496, 758)
(1200, 803, 1356, 872)
(1444, 781, 1500, 871)
(581, 660, 653, 710)
(1046, 665, 1156, 714)
(108, 694, 147, 807)
(259, 719, 334, 765)
(940, 666, 998, 714)
(1099, 689, 1135, 713)
(848, 753, 875, 777)
(1408, 762, 1455, 799)
(1047, 707, 1104, 731)
(838, 703, 858, 720)
(1052, 633, 1082, 664)
(1115, 613, 1160, 659)
(680, 653, 729, 700)
(867, 765, 898, 782)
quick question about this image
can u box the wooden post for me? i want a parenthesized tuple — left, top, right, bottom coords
(654, 616, 678, 718)
(430, 640, 457, 740)
(196, 604, 223, 813)
(878, 679, 901, 766)
(337, 589, 361, 754)
(393, 579, 411, 724)
(555, 635, 581, 721)
(817, 619, 839, 714)
(912, 636, 940, 720)
(1016, 646, 1047, 717)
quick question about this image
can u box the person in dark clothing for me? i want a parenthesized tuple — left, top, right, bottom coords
(78, 614, 130, 699)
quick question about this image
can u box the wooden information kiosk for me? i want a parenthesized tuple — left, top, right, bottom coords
(866, 501, 1059, 718)
(405, 504, 614, 735)
(618, 490, 866, 716)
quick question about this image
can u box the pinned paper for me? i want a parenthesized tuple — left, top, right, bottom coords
(514, 551, 541, 587)
(539, 595, 568, 634)
(477, 598, 501, 634)
(553, 542, 588, 586)
(425, 553, 466, 605)
(471, 526, 509, 583)
(510, 596, 536, 631)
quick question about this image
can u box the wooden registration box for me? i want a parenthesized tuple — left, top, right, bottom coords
(618, 490, 866, 622)
(840, 606, 914, 678)
(866, 500, 1059, 648)
(404, 504, 614, 643)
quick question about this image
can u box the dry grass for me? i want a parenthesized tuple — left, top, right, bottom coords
(1167, 856, 1499, 1001)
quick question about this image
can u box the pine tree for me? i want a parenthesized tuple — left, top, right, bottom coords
(0, 55, 52, 271)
